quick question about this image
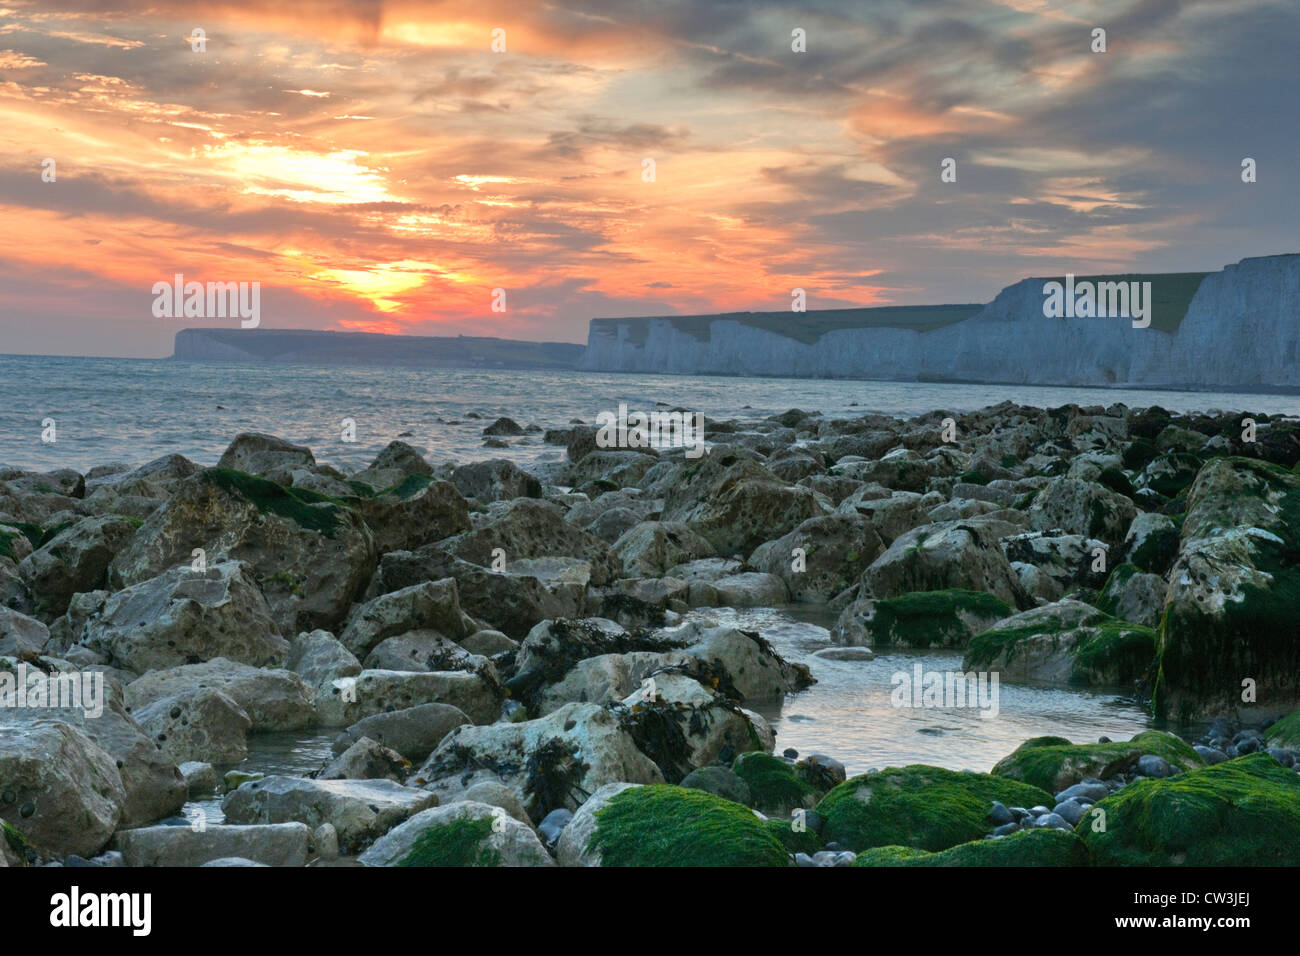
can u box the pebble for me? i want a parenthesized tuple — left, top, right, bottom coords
(1055, 781, 1109, 803)
(1136, 754, 1173, 778)
(989, 801, 1015, 826)
(1052, 800, 1088, 826)
(538, 808, 573, 846)
(1032, 812, 1073, 831)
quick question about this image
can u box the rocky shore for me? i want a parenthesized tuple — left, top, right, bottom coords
(3, 400, 1300, 868)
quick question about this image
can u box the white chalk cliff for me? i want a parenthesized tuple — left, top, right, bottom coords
(581, 254, 1300, 391)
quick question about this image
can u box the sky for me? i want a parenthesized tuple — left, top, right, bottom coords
(0, 0, 1295, 357)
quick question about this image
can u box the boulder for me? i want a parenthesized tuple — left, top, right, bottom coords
(313, 668, 499, 727)
(339, 578, 471, 658)
(556, 783, 786, 867)
(1156, 458, 1300, 721)
(0, 722, 124, 857)
(109, 469, 377, 634)
(113, 822, 311, 867)
(834, 588, 1010, 648)
(449, 459, 541, 503)
(749, 514, 885, 603)
(217, 433, 315, 482)
(1080, 753, 1300, 865)
(222, 775, 436, 853)
(861, 519, 1029, 609)
(358, 800, 554, 867)
(18, 515, 138, 617)
(1027, 478, 1137, 546)
(330, 702, 472, 764)
(817, 765, 1051, 853)
(610, 522, 716, 578)
(125, 659, 315, 731)
(355, 479, 470, 555)
(964, 599, 1157, 685)
(412, 702, 665, 820)
(80, 561, 288, 672)
(132, 688, 252, 764)
(991, 730, 1203, 792)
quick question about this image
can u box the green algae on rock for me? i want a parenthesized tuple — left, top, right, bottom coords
(854, 828, 1087, 867)
(855, 588, 1011, 649)
(1155, 457, 1300, 721)
(732, 752, 818, 816)
(991, 730, 1203, 794)
(398, 817, 500, 867)
(1080, 753, 1300, 866)
(586, 784, 788, 867)
(816, 765, 1051, 853)
(964, 599, 1157, 686)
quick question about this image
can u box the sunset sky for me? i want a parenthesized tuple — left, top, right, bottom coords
(0, 0, 1294, 357)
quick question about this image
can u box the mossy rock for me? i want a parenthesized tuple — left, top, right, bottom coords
(816, 765, 1052, 853)
(0, 528, 19, 561)
(1098, 466, 1136, 498)
(380, 473, 434, 500)
(1094, 563, 1140, 616)
(1079, 753, 1300, 865)
(1126, 525, 1179, 575)
(732, 752, 817, 815)
(398, 817, 501, 867)
(1265, 711, 1300, 749)
(587, 784, 789, 866)
(1122, 438, 1160, 472)
(865, 589, 1012, 649)
(1140, 452, 1203, 498)
(1155, 457, 1300, 720)
(854, 828, 1087, 867)
(763, 817, 822, 856)
(203, 468, 347, 537)
(992, 730, 1203, 794)
(965, 600, 1156, 685)
(1071, 618, 1159, 685)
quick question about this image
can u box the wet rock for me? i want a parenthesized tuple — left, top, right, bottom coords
(114, 822, 311, 867)
(222, 775, 437, 853)
(359, 800, 553, 867)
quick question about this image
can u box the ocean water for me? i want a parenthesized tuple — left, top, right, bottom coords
(5, 353, 1254, 776)
(4, 354, 1300, 473)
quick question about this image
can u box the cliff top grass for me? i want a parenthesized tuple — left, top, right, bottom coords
(202, 467, 346, 537)
(591, 304, 985, 347)
(992, 730, 1203, 793)
(1030, 272, 1211, 333)
(816, 765, 1052, 853)
(1079, 752, 1300, 866)
(397, 817, 500, 867)
(587, 784, 789, 866)
(591, 270, 1210, 347)
(854, 828, 1087, 867)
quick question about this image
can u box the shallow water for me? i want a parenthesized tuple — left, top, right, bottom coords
(688, 606, 1156, 776)
(184, 729, 337, 826)
(5, 354, 1300, 473)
